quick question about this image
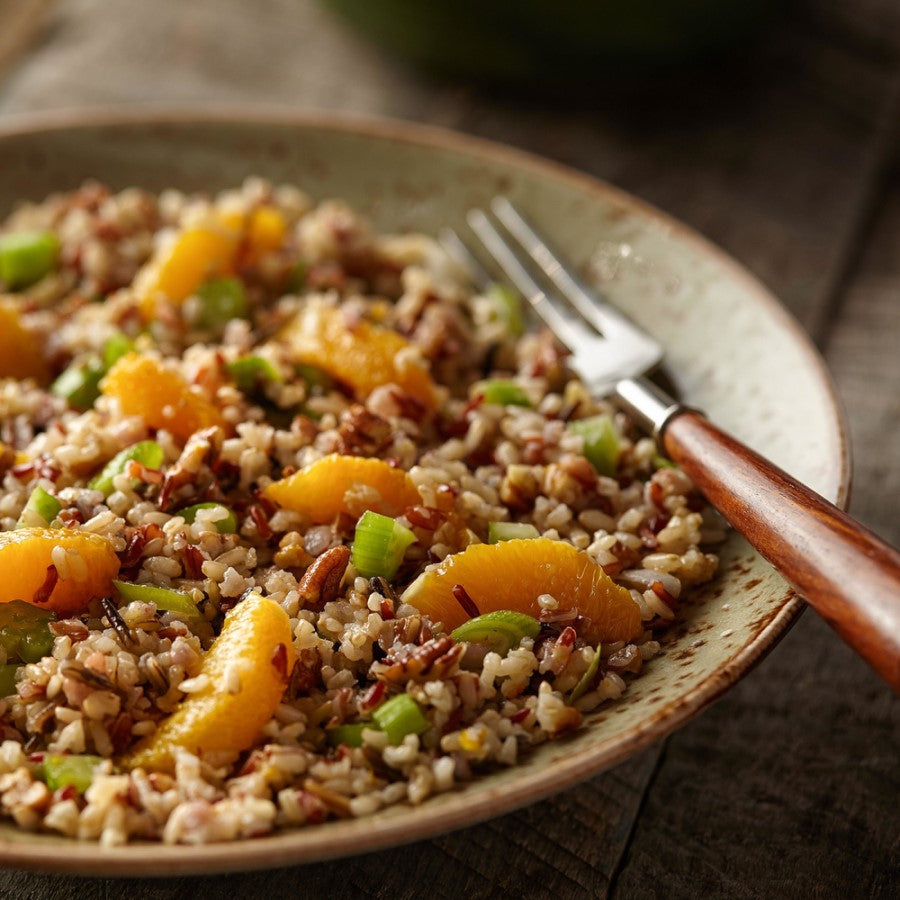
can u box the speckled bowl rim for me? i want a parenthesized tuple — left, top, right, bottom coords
(0, 107, 851, 876)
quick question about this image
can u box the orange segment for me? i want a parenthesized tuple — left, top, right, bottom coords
(264, 454, 421, 524)
(401, 538, 641, 645)
(0, 528, 120, 616)
(245, 206, 287, 263)
(100, 353, 225, 443)
(137, 215, 243, 321)
(0, 299, 47, 381)
(280, 302, 439, 410)
(122, 593, 294, 773)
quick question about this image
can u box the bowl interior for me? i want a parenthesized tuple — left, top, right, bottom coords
(0, 112, 848, 874)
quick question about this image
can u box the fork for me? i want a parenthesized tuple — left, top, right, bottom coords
(443, 197, 900, 692)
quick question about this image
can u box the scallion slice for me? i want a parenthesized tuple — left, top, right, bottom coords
(177, 502, 238, 534)
(41, 754, 104, 793)
(51, 357, 105, 411)
(325, 723, 369, 748)
(102, 332, 134, 370)
(487, 522, 540, 544)
(88, 440, 164, 496)
(16, 485, 62, 529)
(113, 580, 200, 618)
(371, 694, 428, 745)
(479, 379, 531, 407)
(486, 283, 526, 338)
(226, 355, 282, 392)
(193, 277, 248, 328)
(569, 414, 621, 476)
(0, 230, 60, 290)
(351, 511, 416, 579)
(449, 610, 541, 656)
(0, 663, 20, 697)
(569, 643, 602, 702)
(0, 600, 56, 664)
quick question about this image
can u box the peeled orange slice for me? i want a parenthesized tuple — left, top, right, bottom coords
(279, 301, 439, 410)
(0, 528, 120, 616)
(265, 454, 421, 523)
(101, 353, 225, 443)
(401, 538, 641, 645)
(123, 593, 294, 774)
(0, 299, 47, 382)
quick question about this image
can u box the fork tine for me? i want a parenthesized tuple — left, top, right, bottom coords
(466, 208, 593, 354)
(492, 197, 660, 354)
(438, 227, 491, 291)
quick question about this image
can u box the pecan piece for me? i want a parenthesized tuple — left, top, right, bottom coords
(297, 545, 350, 609)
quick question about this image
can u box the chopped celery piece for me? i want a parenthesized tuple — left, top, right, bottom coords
(226, 355, 282, 392)
(372, 694, 428, 745)
(51, 357, 105, 411)
(88, 440, 164, 496)
(177, 502, 238, 534)
(450, 610, 541, 656)
(325, 723, 369, 748)
(479, 379, 531, 407)
(102, 332, 134, 369)
(0, 600, 56, 664)
(569, 414, 621, 476)
(653, 453, 676, 470)
(113, 580, 200, 618)
(286, 260, 308, 292)
(351, 511, 416, 579)
(0, 231, 59, 290)
(16, 485, 62, 528)
(569, 642, 602, 702)
(194, 277, 248, 328)
(487, 522, 540, 544)
(487, 283, 525, 338)
(41, 754, 104, 793)
(0, 663, 20, 697)
(295, 363, 334, 391)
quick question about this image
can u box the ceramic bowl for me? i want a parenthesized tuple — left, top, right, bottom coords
(0, 110, 848, 875)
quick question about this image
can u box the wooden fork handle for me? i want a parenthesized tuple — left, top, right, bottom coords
(662, 411, 900, 692)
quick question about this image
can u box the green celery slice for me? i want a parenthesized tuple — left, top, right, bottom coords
(0, 600, 56, 664)
(450, 610, 541, 656)
(51, 357, 105, 411)
(0, 663, 20, 697)
(569, 643, 602, 702)
(226, 355, 282, 392)
(487, 521, 540, 543)
(486, 283, 526, 338)
(88, 440, 164, 496)
(194, 277, 248, 328)
(177, 502, 238, 534)
(113, 580, 200, 618)
(351, 511, 416, 579)
(371, 694, 428, 745)
(16, 485, 62, 529)
(0, 231, 60, 290)
(325, 723, 370, 748)
(569, 414, 621, 476)
(41, 754, 104, 793)
(102, 332, 134, 369)
(479, 379, 531, 407)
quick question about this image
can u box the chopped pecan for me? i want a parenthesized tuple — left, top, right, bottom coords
(297, 545, 350, 609)
(371, 635, 464, 684)
(335, 404, 392, 455)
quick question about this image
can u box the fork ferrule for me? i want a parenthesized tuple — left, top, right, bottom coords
(615, 377, 697, 443)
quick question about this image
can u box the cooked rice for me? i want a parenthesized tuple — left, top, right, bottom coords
(0, 179, 721, 845)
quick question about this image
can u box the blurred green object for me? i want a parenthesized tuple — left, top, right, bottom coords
(321, 0, 779, 85)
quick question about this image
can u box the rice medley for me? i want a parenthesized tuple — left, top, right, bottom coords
(0, 179, 721, 845)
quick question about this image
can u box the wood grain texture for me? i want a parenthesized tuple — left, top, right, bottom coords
(0, 0, 897, 896)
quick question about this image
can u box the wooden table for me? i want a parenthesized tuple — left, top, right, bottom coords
(0, 1, 897, 896)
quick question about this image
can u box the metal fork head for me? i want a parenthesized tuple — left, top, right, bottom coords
(441, 199, 663, 396)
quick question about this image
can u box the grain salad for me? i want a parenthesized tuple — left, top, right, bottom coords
(0, 179, 722, 845)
